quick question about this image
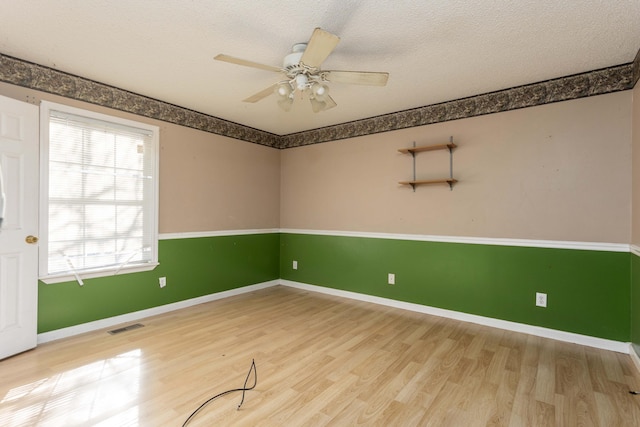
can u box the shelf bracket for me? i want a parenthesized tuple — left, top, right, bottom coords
(411, 141, 416, 192)
(448, 136, 454, 191)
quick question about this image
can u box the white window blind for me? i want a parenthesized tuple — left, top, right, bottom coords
(40, 102, 159, 282)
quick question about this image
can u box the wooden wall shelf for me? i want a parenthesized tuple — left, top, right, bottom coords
(398, 178, 458, 188)
(397, 142, 457, 155)
(398, 138, 458, 191)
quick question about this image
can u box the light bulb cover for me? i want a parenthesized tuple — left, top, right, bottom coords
(274, 82, 292, 98)
(311, 83, 329, 101)
(309, 97, 327, 113)
(278, 97, 293, 112)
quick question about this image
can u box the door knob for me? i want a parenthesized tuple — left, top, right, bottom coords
(25, 235, 39, 244)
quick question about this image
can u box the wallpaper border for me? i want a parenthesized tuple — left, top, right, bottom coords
(0, 53, 280, 147)
(279, 63, 636, 148)
(1, 51, 638, 149)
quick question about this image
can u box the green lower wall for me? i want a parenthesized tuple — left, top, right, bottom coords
(632, 254, 640, 354)
(38, 231, 633, 343)
(37, 233, 280, 333)
(280, 233, 631, 341)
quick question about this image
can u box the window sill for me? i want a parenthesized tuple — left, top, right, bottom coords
(40, 262, 160, 285)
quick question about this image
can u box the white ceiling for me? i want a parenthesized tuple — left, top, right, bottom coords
(1, 1, 639, 135)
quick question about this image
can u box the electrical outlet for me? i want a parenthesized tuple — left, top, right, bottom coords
(159, 277, 166, 288)
(388, 273, 395, 285)
(536, 292, 547, 307)
(292, 260, 298, 270)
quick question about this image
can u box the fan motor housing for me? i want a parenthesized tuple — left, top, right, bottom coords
(283, 44, 306, 69)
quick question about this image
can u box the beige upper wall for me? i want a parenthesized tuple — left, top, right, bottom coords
(1, 80, 633, 242)
(281, 91, 632, 243)
(0, 82, 281, 234)
(633, 83, 640, 246)
(159, 125, 280, 233)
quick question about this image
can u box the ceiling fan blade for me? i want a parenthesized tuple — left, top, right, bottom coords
(300, 28, 340, 68)
(324, 70, 389, 86)
(243, 84, 278, 103)
(214, 54, 282, 73)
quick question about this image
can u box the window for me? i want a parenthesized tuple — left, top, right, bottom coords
(39, 101, 159, 283)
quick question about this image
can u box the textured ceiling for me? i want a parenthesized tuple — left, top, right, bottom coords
(1, 1, 639, 135)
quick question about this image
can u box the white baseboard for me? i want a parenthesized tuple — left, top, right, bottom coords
(631, 344, 640, 373)
(38, 277, 631, 358)
(280, 279, 630, 354)
(37, 280, 279, 344)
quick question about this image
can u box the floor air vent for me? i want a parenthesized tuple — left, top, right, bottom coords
(108, 323, 144, 335)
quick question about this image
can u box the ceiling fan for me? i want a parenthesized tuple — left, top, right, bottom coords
(214, 28, 389, 113)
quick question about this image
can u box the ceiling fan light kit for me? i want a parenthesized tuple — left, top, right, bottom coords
(215, 28, 389, 113)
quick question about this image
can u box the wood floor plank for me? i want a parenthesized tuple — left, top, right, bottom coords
(2, 285, 640, 426)
(534, 340, 556, 405)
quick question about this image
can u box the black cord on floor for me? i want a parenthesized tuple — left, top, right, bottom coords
(182, 359, 257, 427)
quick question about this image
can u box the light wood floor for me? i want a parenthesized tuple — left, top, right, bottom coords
(2, 285, 640, 426)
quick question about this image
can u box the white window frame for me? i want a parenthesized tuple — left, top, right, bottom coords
(39, 101, 159, 284)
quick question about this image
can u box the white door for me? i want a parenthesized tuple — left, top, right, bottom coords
(0, 94, 39, 360)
